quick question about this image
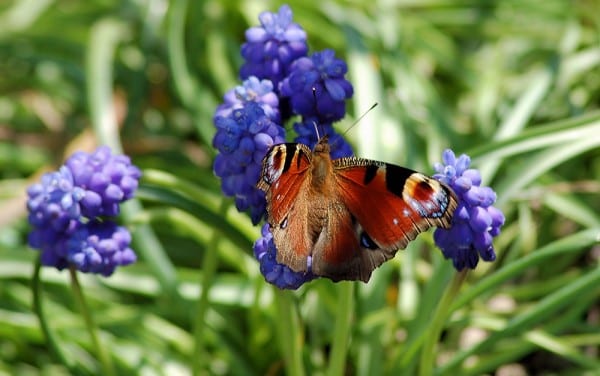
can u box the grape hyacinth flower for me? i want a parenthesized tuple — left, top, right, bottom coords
(26, 146, 140, 276)
(214, 76, 281, 123)
(280, 49, 354, 123)
(433, 150, 505, 270)
(253, 224, 316, 289)
(213, 102, 285, 224)
(240, 4, 308, 90)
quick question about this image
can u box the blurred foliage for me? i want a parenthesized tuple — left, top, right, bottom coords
(0, 0, 599, 375)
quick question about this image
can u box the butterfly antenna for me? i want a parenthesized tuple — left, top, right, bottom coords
(341, 102, 378, 138)
(312, 120, 321, 140)
(311, 87, 325, 140)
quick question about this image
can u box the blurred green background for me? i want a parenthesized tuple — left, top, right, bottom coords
(1, 0, 599, 375)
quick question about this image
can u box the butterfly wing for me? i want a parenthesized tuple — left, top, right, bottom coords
(257, 143, 314, 272)
(258, 140, 457, 283)
(309, 200, 393, 282)
(329, 157, 457, 275)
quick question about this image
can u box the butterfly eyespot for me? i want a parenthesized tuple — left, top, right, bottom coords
(360, 231, 378, 250)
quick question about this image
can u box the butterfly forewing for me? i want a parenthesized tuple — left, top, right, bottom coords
(258, 144, 314, 272)
(333, 158, 457, 251)
(258, 143, 312, 223)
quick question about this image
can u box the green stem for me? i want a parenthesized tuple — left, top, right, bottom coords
(69, 268, 115, 376)
(419, 270, 468, 376)
(32, 257, 74, 369)
(275, 290, 305, 376)
(192, 201, 226, 375)
(327, 282, 355, 376)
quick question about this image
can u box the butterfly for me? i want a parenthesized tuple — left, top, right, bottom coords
(257, 136, 458, 282)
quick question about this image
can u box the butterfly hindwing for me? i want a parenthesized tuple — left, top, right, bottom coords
(310, 202, 397, 282)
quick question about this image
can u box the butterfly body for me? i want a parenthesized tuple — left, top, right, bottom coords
(258, 137, 457, 282)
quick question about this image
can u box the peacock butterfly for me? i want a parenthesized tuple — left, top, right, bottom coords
(257, 136, 458, 282)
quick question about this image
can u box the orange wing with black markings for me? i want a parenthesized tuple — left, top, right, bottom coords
(257, 137, 457, 282)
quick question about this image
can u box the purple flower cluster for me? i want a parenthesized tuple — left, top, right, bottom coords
(433, 150, 505, 270)
(26, 146, 140, 276)
(281, 49, 354, 123)
(240, 4, 308, 89)
(213, 102, 285, 224)
(213, 5, 358, 288)
(212, 77, 284, 225)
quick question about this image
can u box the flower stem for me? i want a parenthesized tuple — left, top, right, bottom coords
(419, 269, 468, 376)
(275, 290, 305, 376)
(32, 257, 74, 370)
(192, 201, 225, 375)
(326, 282, 354, 376)
(69, 267, 115, 376)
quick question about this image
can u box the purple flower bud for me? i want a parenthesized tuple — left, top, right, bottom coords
(453, 176, 473, 193)
(469, 206, 492, 232)
(462, 169, 481, 186)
